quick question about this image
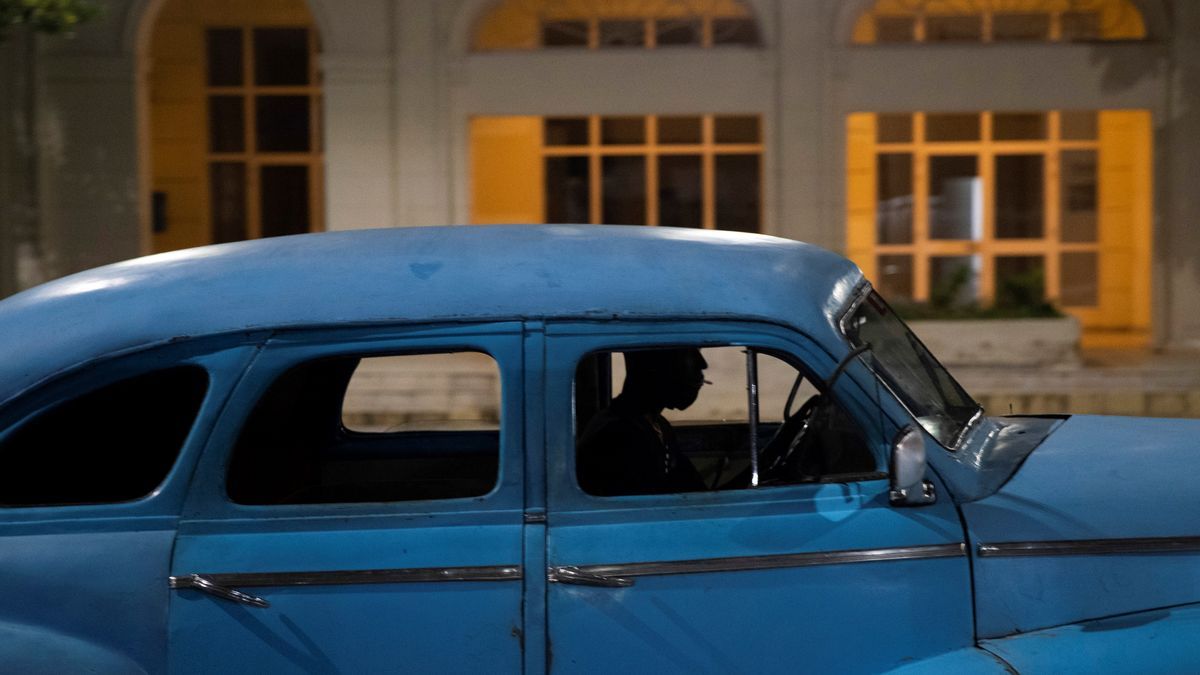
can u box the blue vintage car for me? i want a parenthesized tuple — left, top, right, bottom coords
(0, 225, 1195, 673)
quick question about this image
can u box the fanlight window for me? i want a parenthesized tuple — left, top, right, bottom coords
(473, 0, 760, 51)
(852, 0, 1145, 43)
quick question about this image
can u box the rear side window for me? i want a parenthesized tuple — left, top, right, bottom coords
(227, 351, 501, 505)
(0, 366, 209, 507)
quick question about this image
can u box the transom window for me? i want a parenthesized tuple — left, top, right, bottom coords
(543, 115, 762, 231)
(853, 0, 1146, 44)
(473, 0, 759, 51)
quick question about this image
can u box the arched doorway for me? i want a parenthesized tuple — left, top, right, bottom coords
(146, 0, 323, 253)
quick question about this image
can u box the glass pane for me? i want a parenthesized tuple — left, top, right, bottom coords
(602, 156, 646, 225)
(601, 117, 645, 145)
(930, 256, 979, 307)
(929, 156, 980, 240)
(210, 162, 246, 243)
(875, 16, 915, 43)
(658, 116, 702, 144)
(1061, 11, 1100, 41)
(876, 153, 913, 244)
(925, 15, 983, 42)
(658, 155, 702, 228)
(714, 116, 759, 144)
(995, 154, 1044, 239)
(714, 154, 760, 232)
(1060, 252, 1099, 306)
(599, 20, 645, 48)
(545, 118, 589, 145)
(876, 255, 913, 301)
(877, 114, 913, 143)
(992, 13, 1050, 41)
(711, 18, 758, 45)
(542, 20, 588, 47)
(0, 367, 207, 506)
(230, 352, 500, 505)
(260, 165, 310, 237)
(993, 113, 1047, 140)
(206, 28, 243, 87)
(208, 96, 244, 153)
(342, 353, 501, 432)
(253, 28, 309, 86)
(255, 96, 311, 152)
(655, 19, 701, 46)
(994, 256, 1046, 309)
(1061, 150, 1098, 242)
(545, 156, 590, 223)
(926, 113, 981, 142)
(1061, 111, 1098, 140)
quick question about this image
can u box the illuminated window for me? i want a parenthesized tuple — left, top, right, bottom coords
(473, 0, 759, 51)
(205, 27, 323, 242)
(846, 110, 1153, 348)
(852, 0, 1145, 44)
(544, 115, 761, 231)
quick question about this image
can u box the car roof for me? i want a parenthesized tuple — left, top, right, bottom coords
(0, 225, 863, 404)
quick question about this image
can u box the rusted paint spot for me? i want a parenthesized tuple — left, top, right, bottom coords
(510, 625, 523, 651)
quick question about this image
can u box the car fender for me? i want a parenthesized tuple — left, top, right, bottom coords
(0, 619, 147, 674)
(979, 602, 1200, 673)
(881, 647, 1018, 674)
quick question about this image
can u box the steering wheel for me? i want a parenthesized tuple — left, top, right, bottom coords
(759, 392, 824, 481)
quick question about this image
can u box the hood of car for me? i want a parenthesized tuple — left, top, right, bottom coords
(960, 414, 1200, 638)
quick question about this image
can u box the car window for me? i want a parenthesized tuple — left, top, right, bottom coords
(0, 366, 209, 507)
(227, 351, 501, 505)
(574, 345, 880, 497)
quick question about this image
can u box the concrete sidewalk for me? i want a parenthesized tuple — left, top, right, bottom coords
(951, 350, 1200, 418)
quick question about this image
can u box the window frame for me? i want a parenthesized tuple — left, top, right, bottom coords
(181, 322, 526, 523)
(545, 320, 902, 513)
(542, 114, 763, 231)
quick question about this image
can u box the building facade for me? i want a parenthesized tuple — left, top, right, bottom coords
(1, 0, 1197, 350)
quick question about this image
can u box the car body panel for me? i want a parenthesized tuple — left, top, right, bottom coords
(964, 415, 1200, 637)
(980, 602, 1200, 674)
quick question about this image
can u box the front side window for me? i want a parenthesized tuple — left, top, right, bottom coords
(843, 291, 979, 448)
(574, 345, 879, 497)
(227, 351, 500, 505)
(0, 366, 209, 507)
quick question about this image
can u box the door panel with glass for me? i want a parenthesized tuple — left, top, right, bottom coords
(543, 322, 974, 673)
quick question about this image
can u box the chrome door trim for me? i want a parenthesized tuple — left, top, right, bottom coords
(169, 564, 523, 590)
(549, 543, 964, 583)
(977, 536, 1200, 558)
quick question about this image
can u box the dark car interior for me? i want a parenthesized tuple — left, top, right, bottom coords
(227, 356, 499, 505)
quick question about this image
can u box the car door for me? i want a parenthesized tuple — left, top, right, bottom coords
(0, 337, 259, 674)
(167, 323, 527, 673)
(541, 321, 976, 674)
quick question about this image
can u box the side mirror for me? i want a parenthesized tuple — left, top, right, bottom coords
(889, 426, 936, 506)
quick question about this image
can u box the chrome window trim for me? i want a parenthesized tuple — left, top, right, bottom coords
(551, 543, 965, 581)
(169, 564, 522, 589)
(978, 537, 1200, 558)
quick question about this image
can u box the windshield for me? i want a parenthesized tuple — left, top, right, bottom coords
(842, 290, 981, 449)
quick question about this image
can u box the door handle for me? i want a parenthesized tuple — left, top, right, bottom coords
(170, 573, 270, 608)
(547, 566, 633, 588)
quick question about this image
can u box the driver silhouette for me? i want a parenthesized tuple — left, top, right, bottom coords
(577, 348, 709, 496)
